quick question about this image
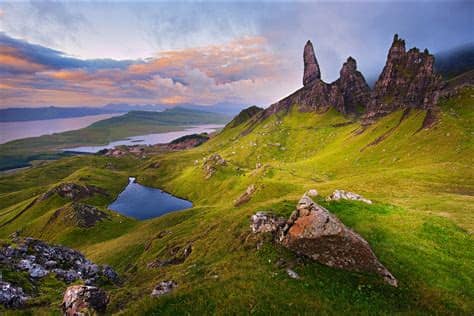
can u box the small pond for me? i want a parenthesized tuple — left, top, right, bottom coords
(108, 177, 192, 220)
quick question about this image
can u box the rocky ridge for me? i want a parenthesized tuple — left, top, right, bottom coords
(252, 34, 447, 127)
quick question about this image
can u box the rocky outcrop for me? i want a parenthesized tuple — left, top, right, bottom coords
(41, 183, 108, 201)
(303, 40, 321, 86)
(167, 133, 210, 150)
(0, 237, 119, 285)
(364, 34, 443, 123)
(234, 184, 257, 206)
(62, 285, 108, 316)
(252, 35, 444, 127)
(327, 190, 372, 204)
(151, 280, 177, 297)
(49, 203, 110, 228)
(203, 154, 227, 179)
(147, 244, 192, 269)
(0, 281, 28, 308)
(250, 196, 397, 286)
(334, 57, 371, 114)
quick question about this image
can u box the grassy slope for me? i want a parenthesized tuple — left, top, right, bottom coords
(0, 87, 472, 315)
(0, 108, 229, 170)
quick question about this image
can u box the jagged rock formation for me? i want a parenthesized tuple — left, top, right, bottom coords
(259, 40, 371, 121)
(364, 34, 443, 123)
(254, 34, 445, 127)
(250, 195, 397, 286)
(303, 40, 321, 86)
(334, 57, 371, 114)
(62, 285, 109, 315)
(234, 184, 257, 206)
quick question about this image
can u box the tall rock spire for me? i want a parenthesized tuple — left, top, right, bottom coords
(303, 40, 321, 86)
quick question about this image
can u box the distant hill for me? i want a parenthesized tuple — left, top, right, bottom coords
(0, 107, 230, 170)
(0, 102, 244, 122)
(0, 106, 124, 122)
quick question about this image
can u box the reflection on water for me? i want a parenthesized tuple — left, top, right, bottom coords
(108, 177, 192, 220)
(63, 124, 224, 153)
(0, 113, 123, 144)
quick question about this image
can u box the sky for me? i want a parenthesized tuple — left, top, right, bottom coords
(0, 0, 473, 109)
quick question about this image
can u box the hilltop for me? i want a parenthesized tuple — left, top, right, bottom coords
(0, 35, 472, 315)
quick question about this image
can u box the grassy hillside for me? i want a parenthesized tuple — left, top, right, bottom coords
(0, 87, 472, 314)
(0, 108, 229, 170)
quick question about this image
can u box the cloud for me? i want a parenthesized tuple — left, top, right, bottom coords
(0, 33, 284, 108)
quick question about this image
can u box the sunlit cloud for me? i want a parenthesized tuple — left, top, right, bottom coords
(0, 33, 285, 108)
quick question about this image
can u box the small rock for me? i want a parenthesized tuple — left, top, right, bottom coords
(28, 264, 48, 279)
(250, 212, 286, 234)
(326, 189, 372, 204)
(151, 280, 177, 297)
(306, 189, 318, 197)
(62, 285, 108, 316)
(0, 281, 28, 308)
(102, 265, 120, 283)
(286, 268, 300, 279)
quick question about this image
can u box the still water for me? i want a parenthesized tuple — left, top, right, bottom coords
(0, 113, 123, 144)
(63, 124, 224, 153)
(108, 177, 193, 220)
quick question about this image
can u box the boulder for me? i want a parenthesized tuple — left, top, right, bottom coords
(62, 285, 108, 316)
(250, 196, 397, 286)
(151, 280, 177, 297)
(327, 190, 372, 204)
(0, 281, 28, 308)
(234, 184, 257, 206)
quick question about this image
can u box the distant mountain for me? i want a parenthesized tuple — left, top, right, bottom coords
(0, 106, 123, 122)
(0, 102, 244, 122)
(177, 102, 247, 116)
(435, 43, 474, 79)
(101, 103, 166, 112)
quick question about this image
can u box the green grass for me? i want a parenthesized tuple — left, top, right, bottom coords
(0, 87, 472, 314)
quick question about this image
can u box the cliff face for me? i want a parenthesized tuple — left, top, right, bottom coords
(364, 34, 443, 122)
(259, 34, 443, 125)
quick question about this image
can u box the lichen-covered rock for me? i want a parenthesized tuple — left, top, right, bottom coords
(151, 280, 177, 297)
(250, 212, 286, 234)
(62, 285, 108, 315)
(303, 40, 321, 86)
(203, 154, 227, 179)
(281, 196, 397, 286)
(0, 281, 28, 308)
(326, 190, 372, 204)
(250, 196, 397, 286)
